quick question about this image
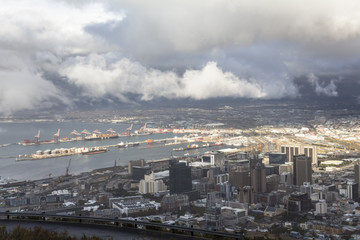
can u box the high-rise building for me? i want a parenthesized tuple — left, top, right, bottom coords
(355, 164, 360, 195)
(315, 200, 327, 215)
(280, 145, 318, 165)
(128, 159, 146, 175)
(293, 155, 312, 186)
(205, 192, 223, 231)
(280, 172, 292, 186)
(347, 181, 359, 200)
(238, 186, 254, 204)
(249, 155, 263, 170)
(287, 192, 312, 213)
(139, 172, 167, 194)
(169, 160, 192, 194)
(201, 151, 225, 167)
(229, 168, 250, 189)
(251, 162, 266, 193)
(279, 162, 293, 175)
(300, 182, 313, 196)
(269, 153, 287, 164)
(132, 166, 151, 181)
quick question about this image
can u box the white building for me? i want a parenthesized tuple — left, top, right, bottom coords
(347, 181, 358, 200)
(280, 172, 292, 186)
(315, 200, 327, 215)
(201, 151, 225, 167)
(111, 196, 160, 216)
(139, 172, 167, 194)
(300, 182, 313, 196)
(279, 163, 293, 175)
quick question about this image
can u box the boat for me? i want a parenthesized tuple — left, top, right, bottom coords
(84, 135, 101, 141)
(127, 142, 139, 147)
(117, 142, 126, 148)
(82, 147, 108, 155)
(173, 147, 185, 151)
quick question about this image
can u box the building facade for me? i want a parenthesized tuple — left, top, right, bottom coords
(280, 145, 318, 165)
(293, 155, 312, 186)
(169, 160, 192, 194)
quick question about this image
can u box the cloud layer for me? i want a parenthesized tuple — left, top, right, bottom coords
(1, 0, 360, 114)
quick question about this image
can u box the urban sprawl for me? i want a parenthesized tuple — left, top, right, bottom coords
(2, 102, 360, 239)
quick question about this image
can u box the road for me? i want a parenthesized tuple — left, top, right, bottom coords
(0, 219, 185, 240)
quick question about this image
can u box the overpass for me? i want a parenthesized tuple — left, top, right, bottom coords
(0, 211, 244, 239)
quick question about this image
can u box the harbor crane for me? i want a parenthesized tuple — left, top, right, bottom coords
(54, 129, 60, 142)
(34, 130, 40, 144)
(65, 159, 71, 176)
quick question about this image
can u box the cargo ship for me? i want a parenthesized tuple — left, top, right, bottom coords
(81, 147, 108, 155)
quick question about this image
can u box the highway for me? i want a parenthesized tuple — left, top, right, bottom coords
(0, 211, 244, 239)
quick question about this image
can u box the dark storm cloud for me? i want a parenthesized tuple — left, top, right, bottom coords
(1, 0, 360, 114)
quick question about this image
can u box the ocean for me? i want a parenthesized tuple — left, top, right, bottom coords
(0, 121, 220, 181)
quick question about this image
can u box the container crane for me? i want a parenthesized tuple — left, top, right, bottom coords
(54, 129, 60, 142)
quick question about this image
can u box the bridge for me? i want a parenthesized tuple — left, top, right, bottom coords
(0, 211, 244, 239)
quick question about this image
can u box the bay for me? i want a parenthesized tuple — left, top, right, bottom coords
(0, 121, 219, 181)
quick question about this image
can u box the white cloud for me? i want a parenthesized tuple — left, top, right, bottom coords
(0, 70, 66, 115)
(308, 73, 339, 97)
(60, 54, 297, 101)
(0, 0, 123, 114)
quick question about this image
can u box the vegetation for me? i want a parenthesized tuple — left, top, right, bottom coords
(108, 187, 136, 197)
(0, 225, 104, 240)
(189, 206, 205, 216)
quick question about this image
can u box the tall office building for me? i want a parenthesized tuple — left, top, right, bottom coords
(293, 155, 312, 186)
(169, 160, 192, 194)
(238, 186, 254, 204)
(347, 181, 359, 200)
(355, 164, 360, 195)
(280, 145, 318, 165)
(205, 192, 223, 231)
(229, 167, 250, 189)
(251, 162, 266, 193)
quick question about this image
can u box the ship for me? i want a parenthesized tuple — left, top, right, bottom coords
(84, 135, 102, 141)
(127, 142, 140, 147)
(81, 147, 108, 155)
(173, 147, 185, 151)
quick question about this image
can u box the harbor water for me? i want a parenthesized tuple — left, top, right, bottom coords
(0, 121, 221, 181)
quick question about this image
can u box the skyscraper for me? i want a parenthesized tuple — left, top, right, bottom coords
(238, 186, 254, 204)
(347, 181, 359, 200)
(293, 155, 312, 186)
(169, 160, 192, 194)
(251, 162, 266, 193)
(355, 164, 360, 195)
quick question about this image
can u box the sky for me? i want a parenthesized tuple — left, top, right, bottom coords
(1, 0, 360, 115)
